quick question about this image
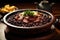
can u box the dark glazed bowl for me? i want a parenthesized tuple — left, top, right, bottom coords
(3, 9, 55, 36)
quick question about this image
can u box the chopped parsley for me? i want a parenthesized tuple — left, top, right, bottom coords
(24, 10, 34, 16)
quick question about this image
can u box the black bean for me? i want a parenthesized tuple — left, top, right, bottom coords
(7, 13, 52, 27)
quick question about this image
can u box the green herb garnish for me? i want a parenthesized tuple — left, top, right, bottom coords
(24, 10, 34, 16)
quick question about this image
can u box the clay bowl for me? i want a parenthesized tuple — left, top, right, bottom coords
(3, 9, 55, 37)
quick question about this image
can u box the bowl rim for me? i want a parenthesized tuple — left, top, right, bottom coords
(3, 9, 54, 29)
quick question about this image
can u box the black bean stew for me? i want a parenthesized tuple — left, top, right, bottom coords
(7, 10, 52, 27)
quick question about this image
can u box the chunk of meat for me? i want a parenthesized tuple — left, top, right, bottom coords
(28, 16, 37, 22)
(34, 16, 41, 22)
(23, 18, 29, 23)
(14, 16, 19, 20)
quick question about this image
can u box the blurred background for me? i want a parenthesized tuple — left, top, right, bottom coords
(0, 0, 59, 4)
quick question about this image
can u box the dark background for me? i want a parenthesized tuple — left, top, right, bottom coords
(0, 0, 60, 7)
(0, 0, 60, 3)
